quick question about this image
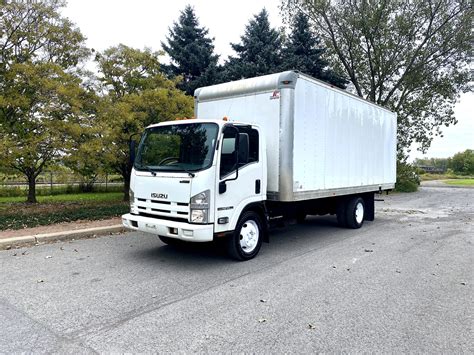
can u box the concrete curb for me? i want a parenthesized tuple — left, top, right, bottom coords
(0, 224, 125, 251)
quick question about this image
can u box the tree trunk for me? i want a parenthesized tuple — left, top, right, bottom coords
(27, 174, 37, 203)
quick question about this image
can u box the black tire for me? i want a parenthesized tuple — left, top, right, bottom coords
(345, 197, 365, 229)
(226, 211, 263, 261)
(296, 213, 307, 223)
(336, 201, 347, 227)
(159, 235, 184, 246)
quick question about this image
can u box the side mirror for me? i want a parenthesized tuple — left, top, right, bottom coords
(129, 139, 137, 165)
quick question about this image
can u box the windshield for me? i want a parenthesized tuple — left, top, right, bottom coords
(134, 122, 219, 173)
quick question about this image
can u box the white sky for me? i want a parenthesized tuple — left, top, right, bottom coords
(62, 0, 472, 160)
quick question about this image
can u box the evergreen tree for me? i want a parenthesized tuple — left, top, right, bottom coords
(224, 9, 283, 80)
(161, 5, 219, 95)
(282, 12, 347, 88)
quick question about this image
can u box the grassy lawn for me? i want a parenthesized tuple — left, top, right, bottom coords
(0, 192, 128, 231)
(443, 179, 474, 186)
(421, 173, 474, 181)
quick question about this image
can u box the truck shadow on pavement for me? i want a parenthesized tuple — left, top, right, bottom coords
(129, 216, 352, 266)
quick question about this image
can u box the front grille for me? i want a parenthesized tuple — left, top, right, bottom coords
(134, 198, 189, 221)
(138, 212, 188, 223)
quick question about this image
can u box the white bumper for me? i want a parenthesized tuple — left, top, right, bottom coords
(121, 213, 214, 242)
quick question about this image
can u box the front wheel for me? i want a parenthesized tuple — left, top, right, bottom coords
(227, 211, 263, 261)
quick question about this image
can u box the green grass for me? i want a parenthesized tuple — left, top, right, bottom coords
(443, 179, 474, 186)
(421, 173, 474, 181)
(0, 192, 128, 230)
(0, 192, 123, 204)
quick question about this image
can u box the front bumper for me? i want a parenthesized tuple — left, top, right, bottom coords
(122, 213, 214, 242)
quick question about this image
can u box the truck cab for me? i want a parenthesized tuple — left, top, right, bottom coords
(122, 118, 267, 260)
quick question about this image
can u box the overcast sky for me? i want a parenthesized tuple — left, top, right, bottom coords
(62, 0, 472, 160)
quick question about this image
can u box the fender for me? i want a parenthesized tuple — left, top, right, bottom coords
(229, 200, 269, 243)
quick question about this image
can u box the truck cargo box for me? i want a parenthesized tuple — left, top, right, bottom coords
(194, 71, 396, 202)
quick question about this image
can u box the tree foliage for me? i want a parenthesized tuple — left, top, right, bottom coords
(281, 0, 472, 155)
(0, 0, 90, 202)
(224, 9, 283, 80)
(161, 5, 219, 95)
(95, 45, 194, 200)
(448, 149, 474, 175)
(281, 11, 347, 88)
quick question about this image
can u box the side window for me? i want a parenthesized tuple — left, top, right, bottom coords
(220, 126, 260, 179)
(247, 129, 259, 163)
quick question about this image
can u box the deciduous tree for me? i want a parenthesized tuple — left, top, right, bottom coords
(95, 45, 193, 200)
(0, 0, 90, 202)
(281, 0, 472, 155)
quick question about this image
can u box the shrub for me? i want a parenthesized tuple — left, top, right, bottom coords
(395, 161, 419, 192)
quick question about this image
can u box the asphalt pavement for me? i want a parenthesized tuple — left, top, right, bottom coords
(0, 186, 472, 353)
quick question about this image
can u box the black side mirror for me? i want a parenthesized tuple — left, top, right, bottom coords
(129, 132, 141, 166)
(129, 139, 137, 165)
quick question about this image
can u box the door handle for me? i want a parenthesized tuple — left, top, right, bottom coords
(255, 179, 261, 194)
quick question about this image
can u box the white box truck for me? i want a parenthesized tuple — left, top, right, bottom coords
(122, 71, 397, 260)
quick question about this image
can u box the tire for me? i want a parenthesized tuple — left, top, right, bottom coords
(336, 201, 347, 227)
(345, 197, 365, 229)
(159, 235, 184, 246)
(296, 213, 307, 223)
(227, 211, 263, 261)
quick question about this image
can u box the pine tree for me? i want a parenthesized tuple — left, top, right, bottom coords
(282, 12, 347, 89)
(161, 5, 219, 95)
(224, 9, 283, 80)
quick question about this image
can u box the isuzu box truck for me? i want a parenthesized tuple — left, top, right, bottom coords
(122, 71, 397, 260)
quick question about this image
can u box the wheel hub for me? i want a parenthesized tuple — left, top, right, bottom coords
(355, 202, 364, 224)
(239, 220, 259, 253)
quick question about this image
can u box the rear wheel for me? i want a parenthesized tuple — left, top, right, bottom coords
(227, 211, 263, 261)
(345, 197, 365, 229)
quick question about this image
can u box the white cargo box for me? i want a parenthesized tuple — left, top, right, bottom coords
(194, 71, 397, 202)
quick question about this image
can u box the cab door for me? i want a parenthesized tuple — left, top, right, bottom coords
(214, 125, 265, 233)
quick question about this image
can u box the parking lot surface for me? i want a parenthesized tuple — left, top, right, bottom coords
(1, 186, 472, 353)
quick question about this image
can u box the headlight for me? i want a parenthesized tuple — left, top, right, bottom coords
(191, 209, 208, 223)
(129, 188, 137, 214)
(190, 190, 210, 223)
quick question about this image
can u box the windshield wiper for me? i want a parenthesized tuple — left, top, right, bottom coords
(157, 164, 195, 178)
(135, 165, 157, 176)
